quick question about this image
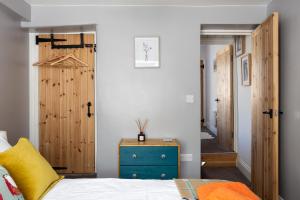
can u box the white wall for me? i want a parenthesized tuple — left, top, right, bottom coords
(236, 35, 252, 180)
(24, 5, 266, 178)
(201, 44, 226, 134)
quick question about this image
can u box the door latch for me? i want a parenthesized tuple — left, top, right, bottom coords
(87, 101, 92, 118)
(262, 109, 273, 119)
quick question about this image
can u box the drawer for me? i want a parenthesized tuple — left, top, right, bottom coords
(120, 146, 178, 166)
(120, 166, 178, 179)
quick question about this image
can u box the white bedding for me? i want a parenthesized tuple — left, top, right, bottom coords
(43, 178, 181, 200)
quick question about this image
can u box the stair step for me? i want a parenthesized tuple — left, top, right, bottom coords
(202, 152, 237, 167)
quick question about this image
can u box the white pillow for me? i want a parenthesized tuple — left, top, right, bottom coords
(0, 131, 7, 141)
(0, 137, 11, 152)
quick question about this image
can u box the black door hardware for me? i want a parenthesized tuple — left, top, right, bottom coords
(279, 111, 284, 115)
(52, 166, 68, 170)
(215, 98, 220, 102)
(263, 109, 273, 118)
(87, 101, 92, 118)
(36, 35, 66, 45)
(35, 33, 96, 51)
(51, 33, 84, 49)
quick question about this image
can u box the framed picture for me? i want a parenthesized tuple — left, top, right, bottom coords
(241, 54, 252, 86)
(235, 36, 245, 57)
(135, 37, 160, 68)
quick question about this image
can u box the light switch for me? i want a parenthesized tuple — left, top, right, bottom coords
(181, 154, 193, 162)
(185, 95, 194, 104)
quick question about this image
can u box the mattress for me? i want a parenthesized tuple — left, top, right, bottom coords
(43, 178, 182, 200)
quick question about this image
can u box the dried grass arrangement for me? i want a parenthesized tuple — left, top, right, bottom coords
(135, 119, 148, 141)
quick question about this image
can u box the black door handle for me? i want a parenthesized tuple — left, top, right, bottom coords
(262, 109, 273, 119)
(87, 101, 92, 118)
(52, 166, 68, 170)
(279, 111, 284, 115)
(215, 98, 220, 102)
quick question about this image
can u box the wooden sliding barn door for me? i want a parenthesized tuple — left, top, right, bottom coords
(216, 45, 234, 151)
(39, 34, 95, 174)
(251, 13, 279, 200)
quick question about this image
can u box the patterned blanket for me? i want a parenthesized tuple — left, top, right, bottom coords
(175, 179, 225, 200)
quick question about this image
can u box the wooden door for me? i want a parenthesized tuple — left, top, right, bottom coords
(39, 34, 95, 174)
(251, 13, 279, 200)
(216, 45, 234, 151)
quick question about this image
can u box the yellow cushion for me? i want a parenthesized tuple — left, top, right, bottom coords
(0, 138, 62, 200)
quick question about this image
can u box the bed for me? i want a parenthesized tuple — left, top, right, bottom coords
(43, 178, 182, 200)
(43, 178, 222, 200)
(0, 138, 257, 200)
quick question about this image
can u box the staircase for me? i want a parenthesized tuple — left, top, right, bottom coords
(201, 152, 237, 167)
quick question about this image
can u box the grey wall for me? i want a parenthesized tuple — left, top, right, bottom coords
(267, 1, 300, 199)
(236, 35, 252, 179)
(25, 5, 267, 178)
(0, 0, 31, 20)
(0, 4, 29, 144)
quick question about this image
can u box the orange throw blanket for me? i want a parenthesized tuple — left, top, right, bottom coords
(197, 182, 259, 200)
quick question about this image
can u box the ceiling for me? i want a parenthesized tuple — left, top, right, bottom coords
(24, 0, 272, 6)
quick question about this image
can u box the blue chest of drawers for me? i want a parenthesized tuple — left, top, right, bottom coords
(119, 138, 180, 179)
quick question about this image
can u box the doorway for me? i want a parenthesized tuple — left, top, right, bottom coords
(200, 13, 279, 200)
(200, 36, 235, 154)
(200, 34, 249, 185)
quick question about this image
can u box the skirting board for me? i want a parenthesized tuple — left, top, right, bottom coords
(237, 156, 283, 200)
(236, 156, 251, 181)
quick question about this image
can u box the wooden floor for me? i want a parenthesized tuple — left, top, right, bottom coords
(201, 167, 251, 188)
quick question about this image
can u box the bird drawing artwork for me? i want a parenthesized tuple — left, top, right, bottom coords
(3, 174, 22, 196)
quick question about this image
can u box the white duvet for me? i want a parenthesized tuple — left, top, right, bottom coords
(43, 178, 182, 200)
